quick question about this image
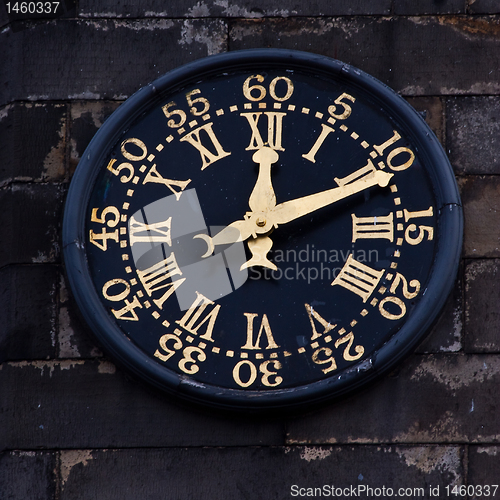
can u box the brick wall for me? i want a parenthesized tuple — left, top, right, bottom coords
(1, 2, 499, 498)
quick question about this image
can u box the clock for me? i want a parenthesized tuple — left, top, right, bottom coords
(62, 49, 462, 412)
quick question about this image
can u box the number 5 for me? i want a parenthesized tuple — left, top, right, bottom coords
(162, 101, 187, 128)
(328, 93, 356, 120)
(186, 89, 210, 116)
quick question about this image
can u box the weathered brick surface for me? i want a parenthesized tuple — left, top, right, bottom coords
(286, 354, 500, 444)
(0, 3, 9, 28)
(58, 274, 102, 359)
(0, 19, 227, 106)
(0, 451, 57, 500)
(0, 265, 58, 362)
(469, 0, 500, 14)
(468, 446, 500, 486)
(69, 101, 121, 175)
(229, 16, 500, 96)
(0, 184, 65, 267)
(416, 273, 463, 353)
(0, 360, 284, 449)
(78, 0, 392, 18)
(446, 96, 500, 175)
(1, 1, 498, 497)
(460, 176, 500, 258)
(2, 354, 498, 449)
(59, 445, 463, 500)
(0, 103, 67, 186)
(394, 0, 465, 14)
(406, 97, 445, 145)
(465, 259, 500, 352)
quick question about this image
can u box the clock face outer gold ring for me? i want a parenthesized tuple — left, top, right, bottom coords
(63, 49, 462, 413)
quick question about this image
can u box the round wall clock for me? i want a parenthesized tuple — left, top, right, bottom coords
(63, 49, 462, 412)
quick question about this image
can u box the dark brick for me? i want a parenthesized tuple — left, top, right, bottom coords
(469, 0, 500, 14)
(0, 103, 67, 186)
(78, 0, 391, 18)
(405, 97, 444, 145)
(446, 96, 500, 175)
(229, 16, 500, 96)
(0, 184, 65, 267)
(0, 360, 284, 449)
(58, 274, 103, 359)
(286, 354, 500, 444)
(459, 176, 500, 258)
(59, 445, 463, 500)
(0, 3, 9, 30)
(394, 0, 465, 14)
(0, 19, 227, 106)
(417, 271, 463, 353)
(468, 446, 500, 486)
(0, 265, 58, 362)
(0, 451, 57, 500)
(465, 259, 500, 352)
(69, 101, 121, 176)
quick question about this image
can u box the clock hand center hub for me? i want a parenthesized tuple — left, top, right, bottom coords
(245, 210, 276, 234)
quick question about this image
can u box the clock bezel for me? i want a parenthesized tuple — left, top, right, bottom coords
(62, 49, 463, 412)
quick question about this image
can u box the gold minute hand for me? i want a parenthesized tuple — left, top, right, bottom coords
(248, 147, 279, 212)
(270, 170, 394, 225)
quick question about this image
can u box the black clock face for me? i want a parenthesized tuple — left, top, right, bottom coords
(63, 50, 462, 412)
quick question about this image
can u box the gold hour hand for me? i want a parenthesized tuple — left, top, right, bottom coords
(248, 147, 279, 213)
(194, 219, 253, 258)
(194, 147, 280, 259)
(270, 170, 393, 225)
(240, 235, 277, 271)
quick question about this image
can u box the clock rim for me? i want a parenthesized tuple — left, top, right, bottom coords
(62, 48, 463, 412)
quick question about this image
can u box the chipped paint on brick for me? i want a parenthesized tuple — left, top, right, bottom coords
(58, 275, 80, 357)
(213, 0, 293, 18)
(440, 83, 500, 95)
(299, 447, 333, 462)
(186, 1, 211, 17)
(396, 446, 462, 486)
(68, 91, 102, 100)
(113, 19, 175, 31)
(409, 15, 500, 42)
(98, 360, 117, 374)
(81, 19, 111, 30)
(179, 19, 227, 55)
(15, 451, 37, 457)
(465, 260, 499, 286)
(8, 360, 85, 377)
(58, 307, 81, 358)
(395, 410, 464, 442)
(438, 15, 500, 41)
(230, 20, 264, 41)
(231, 18, 358, 42)
(476, 446, 499, 456)
(411, 356, 500, 392)
(214, 0, 260, 17)
(70, 101, 122, 169)
(71, 102, 112, 128)
(399, 84, 427, 96)
(0, 104, 12, 121)
(80, 12, 119, 20)
(60, 450, 94, 487)
(50, 277, 57, 348)
(43, 111, 66, 181)
(440, 305, 463, 352)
